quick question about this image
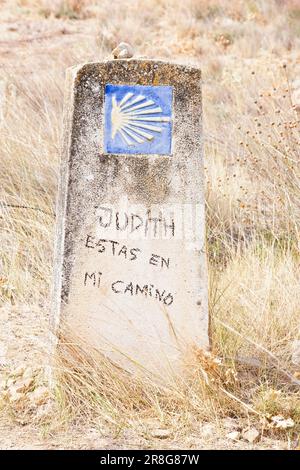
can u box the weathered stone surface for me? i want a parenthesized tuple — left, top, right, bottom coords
(111, 42, 134, 59)
(53, 59, 209, 382)
(226, 431, 241, 441)
(151, 428, 172, 439)
(242, 428, 260, 444)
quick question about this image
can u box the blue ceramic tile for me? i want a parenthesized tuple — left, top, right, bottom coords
(104, 84, 173, 155)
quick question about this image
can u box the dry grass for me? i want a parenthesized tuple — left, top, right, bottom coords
(1, 0, 300, 447)
(54, 328, 247, 436)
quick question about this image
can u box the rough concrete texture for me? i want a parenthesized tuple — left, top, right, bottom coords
(53, 59, 209, 382)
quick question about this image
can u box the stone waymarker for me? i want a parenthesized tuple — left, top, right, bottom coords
(53, 59, 209, 382)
